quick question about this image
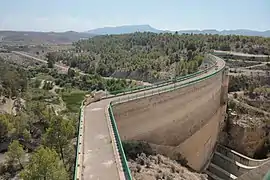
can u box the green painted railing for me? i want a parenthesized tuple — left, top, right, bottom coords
(73, 100, 85, 180)
(112, 63, 224, 105)
(263, 171, 270, 180)
(108, 55, 225, 180)
(73, 54, 224, 180)
(108, 57, 217, 97)
(108, 104, 132, 180)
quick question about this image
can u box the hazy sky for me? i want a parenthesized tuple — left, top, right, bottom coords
(0, 0, 269, 32)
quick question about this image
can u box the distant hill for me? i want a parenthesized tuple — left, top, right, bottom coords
(0, 31, 95, 45)
(218, 29, 270, 37)
(175, 29, 270, 37)
(87, 25, 270, 37)
(0, 26, 269, 46)
(86, 24, 162, 35)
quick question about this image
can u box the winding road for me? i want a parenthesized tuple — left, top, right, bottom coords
(213, 50, 270, 58)
(214, 50, 270, 77)
(12, 51, 152, 86)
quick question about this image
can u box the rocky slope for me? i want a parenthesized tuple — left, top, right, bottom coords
(129, 153, 208, 180)
(219, 97, 270, 159)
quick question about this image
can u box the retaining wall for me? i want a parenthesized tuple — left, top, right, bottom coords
(112, 68, 228, 171)
(237, 161, 270, 180)
(216, 145, 270, 167)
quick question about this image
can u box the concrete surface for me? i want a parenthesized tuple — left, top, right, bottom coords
(111, 58, 227, 171)
(80, 55, 226, 179)
(237, 161, 270, 180)
(206, 144, 270, 179)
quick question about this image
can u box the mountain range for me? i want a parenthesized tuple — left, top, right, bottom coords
(1, 25, 269, 45)
(0, 31, 94, 45)
(86, 24, 270, 37)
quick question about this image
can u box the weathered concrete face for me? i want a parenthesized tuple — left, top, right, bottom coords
(237, 161, 270, 180)
(113, 69, 228, 171)
(219, 123, 267, 158)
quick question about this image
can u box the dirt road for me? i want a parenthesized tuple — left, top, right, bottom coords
(12, 51, 152, 86)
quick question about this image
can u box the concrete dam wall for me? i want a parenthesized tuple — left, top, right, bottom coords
(112, 68, 229, 171)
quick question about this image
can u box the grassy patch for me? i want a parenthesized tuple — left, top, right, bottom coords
(24, 88, 56, 102)
(35, 73, 54, 81)
(61, 90, 86, 113)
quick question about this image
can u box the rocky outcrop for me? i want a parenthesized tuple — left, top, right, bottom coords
(129, 153, 208, 180)
(219, 100, 270, 159)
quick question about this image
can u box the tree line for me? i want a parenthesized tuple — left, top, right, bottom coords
(44, 33, 270, 82)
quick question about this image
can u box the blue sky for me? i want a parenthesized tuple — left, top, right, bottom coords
(0, 0, 269, 32)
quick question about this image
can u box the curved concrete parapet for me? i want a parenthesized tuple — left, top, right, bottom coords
(79, 54, 227, 179)
(112, 54, 227, 171)
(216, 144, 270, 167)
(237, 161, 270, 180)
(212, 151, 257, 177)
(206, 144, 270, 179)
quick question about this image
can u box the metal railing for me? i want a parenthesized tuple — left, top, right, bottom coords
(73, 54, 225, 180)
(108, 104, 132, 180)
(73, 101, 85, 180)
(112, 63, 224, 105)
(107, 55, 225, 179)
(106, 55, 217, 98)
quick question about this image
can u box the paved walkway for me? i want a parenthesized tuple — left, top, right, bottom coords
(81, 55, 225, 180)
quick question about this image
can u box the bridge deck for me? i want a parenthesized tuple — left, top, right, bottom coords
(81, 56, 225, 180)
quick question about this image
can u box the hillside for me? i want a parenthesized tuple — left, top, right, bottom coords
(45, 32, 269, 82)
(129, 153, 207, 180)
(1, 26, 269, 46)
(47, 33, 210, 82)
(0, 31, 94, 45)
(87, 24, 162, 35)
(86, 25, 270, 37)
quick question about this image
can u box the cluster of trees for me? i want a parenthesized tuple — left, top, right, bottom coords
(229, 75, 270, 100)
(29, 66, 135, 93)
(228, 75, 252, 92)
(4, 141, 69, 180)
(44, 33, 217, 81)
(0, 60, 28, 98)
(229, 75, 264, 95)
(0, 96, 76, 179)
(253, 87, 270, 97)
(0, 62, 81, 179)
(45, 33, 270, 81)
(0, 59, 137, 179)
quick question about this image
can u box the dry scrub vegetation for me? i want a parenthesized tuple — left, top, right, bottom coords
(129, 153, 207, 180)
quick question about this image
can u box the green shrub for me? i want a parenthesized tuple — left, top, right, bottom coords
(122, 141, 156, 160)
(61, 90, 85, 113)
